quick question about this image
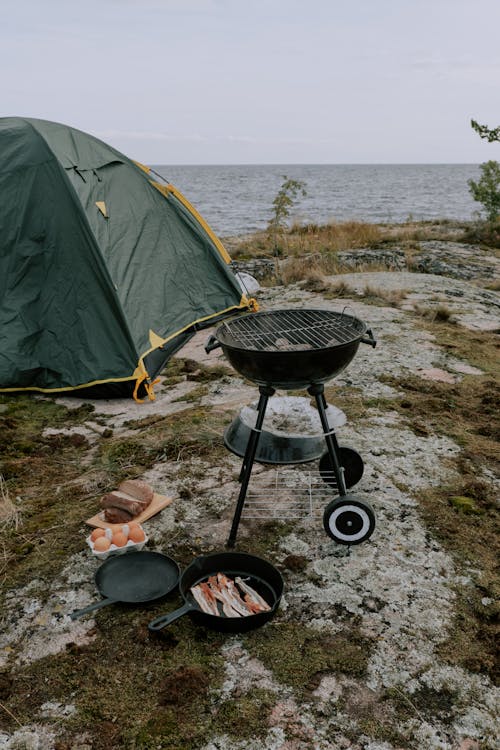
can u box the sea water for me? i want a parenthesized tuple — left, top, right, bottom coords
(151, 163, 481, 238)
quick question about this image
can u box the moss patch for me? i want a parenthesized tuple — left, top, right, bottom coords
(4, 608, 227, 749)
(385, 373, 500, 468)
(437, 583, 499, 684)
(449, 494, 481, 514)
(211, 688, 276, 740)
(0, 399, 107, 592)
(380, 327, 499, 685)
(244, 622, 372, 696)
(404, 459, 499, 684)
(122, 406, 229, 464)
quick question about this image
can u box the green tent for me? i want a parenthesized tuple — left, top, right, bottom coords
(0, 117, 253, 399)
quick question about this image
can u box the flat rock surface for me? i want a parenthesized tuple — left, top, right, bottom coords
(1, 260, 499, 750)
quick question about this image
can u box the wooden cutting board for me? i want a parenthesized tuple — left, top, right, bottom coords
(85, 493, 173, 529)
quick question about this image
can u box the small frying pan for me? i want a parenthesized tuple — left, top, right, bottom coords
(148, 551, 283, 634)
(70, 551, 180, 620)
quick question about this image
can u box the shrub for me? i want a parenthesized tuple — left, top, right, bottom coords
(267, 176, 307, 258)
(468, 160, 500, 222)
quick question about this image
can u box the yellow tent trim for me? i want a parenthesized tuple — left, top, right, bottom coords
(150, 181, 232, 264)
(0, 375, 137, 395)
(95, 201, 108, 218)
(133, 160, 151, 175)
(135, 300, 251, 402)
(137, 300, 251, 368)
(149, 329, 167, 348)
(133, 161, 230, 263)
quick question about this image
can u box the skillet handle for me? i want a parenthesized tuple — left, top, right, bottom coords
(148, 602, 193, 632)
(361, 328, 377, 348)
(205, 335, 221, 354)
(70, 597, 117, 620)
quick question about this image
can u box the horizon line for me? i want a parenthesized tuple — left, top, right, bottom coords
(148, 161, 481, 167)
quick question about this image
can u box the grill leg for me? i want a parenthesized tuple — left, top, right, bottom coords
(308, 384, 347, 496)
(227, 385, 275, 547)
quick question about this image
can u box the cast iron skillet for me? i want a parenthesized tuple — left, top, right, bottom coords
(148, 552, 283, 633)
(70, 551, 180, 620)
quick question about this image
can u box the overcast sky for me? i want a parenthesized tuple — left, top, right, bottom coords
(2, 0, 500, 164)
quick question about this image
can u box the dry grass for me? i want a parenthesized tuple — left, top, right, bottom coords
(359, 284, 408, 307)
(278, 253, 340, 285)
(413, 303, 454, 323)
(328, 279, 356, 297)
(484, 278, 500, 291)
(279, 257, 325, 285)
(288, 220, 383, 253)
(226, 219, 470, 262)
(463, 218, 500, 248)
(298, 279, 408, 307)
(297, 275, 359, 298)
(227, 217, 487, 286)
(229, 220, 384, 260)
(378, 219, 467, 243)
(0, 474, 20, 530)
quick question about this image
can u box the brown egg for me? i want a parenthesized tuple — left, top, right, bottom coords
(93, 536, 111, 552)
(128, 525, 145, 543)
(90, 528, 106, 542)
(112, 531, 128, 548)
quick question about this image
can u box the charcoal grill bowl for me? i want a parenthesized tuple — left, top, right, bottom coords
(206, 309, 374, 389)
(225, 423, 321, 464)
(224, 397, 347, 465)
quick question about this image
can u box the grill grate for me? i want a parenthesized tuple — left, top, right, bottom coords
(241, 468, 339, 520)
(221, 309, 364, 352)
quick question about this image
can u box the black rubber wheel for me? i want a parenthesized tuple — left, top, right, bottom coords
(323, 496, 376, 545)
(319, 446, 364, 489)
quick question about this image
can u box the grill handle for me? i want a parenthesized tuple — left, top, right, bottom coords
(205, 334, 221, 354)
(361, 328, 377, 348)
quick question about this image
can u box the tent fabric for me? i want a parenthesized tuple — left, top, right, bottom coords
(0, 117, 252, 398)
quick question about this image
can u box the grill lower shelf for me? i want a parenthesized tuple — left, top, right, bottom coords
(240, 468, 339, 520)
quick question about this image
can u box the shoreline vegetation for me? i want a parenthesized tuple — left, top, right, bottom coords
(224, 217, 500, 291)
(224, 216, 500, 259)
(0, 217, 498, 749)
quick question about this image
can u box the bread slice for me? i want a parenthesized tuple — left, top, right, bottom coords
(117, 479, 153, 508)
(99, 479, 154, 524)
(103, 506, 134, 524)
(100, 491, 146, 517)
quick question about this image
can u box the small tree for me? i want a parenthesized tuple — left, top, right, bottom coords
(471, 119, 500, 143)
(268, 176, 307, 231)
(267, 176, 307, 256)
(469, 120, 500, 223)
(468, 161, 500, 222)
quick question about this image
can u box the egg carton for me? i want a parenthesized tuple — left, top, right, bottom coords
(86, 530, 149, 561)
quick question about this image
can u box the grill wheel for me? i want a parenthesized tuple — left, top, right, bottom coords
(319, 446, 364, 489)
(323, 496, 376, 545)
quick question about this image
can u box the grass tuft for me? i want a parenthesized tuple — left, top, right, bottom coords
(413, 303, 454, 323)
(0, 474, 20, 530)
(360, 285, 408, 307)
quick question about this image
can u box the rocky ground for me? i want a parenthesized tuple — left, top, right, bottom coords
(0, 237, 498, 749)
